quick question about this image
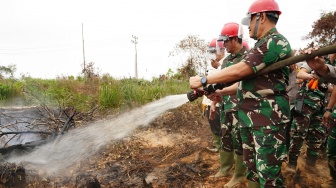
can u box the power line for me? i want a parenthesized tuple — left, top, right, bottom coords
(0, 34, 207, 55)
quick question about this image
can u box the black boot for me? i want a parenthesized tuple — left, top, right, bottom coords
(286, 154, 298, 174)
(305, 155, 318, 172)
(328, 160, 336, 180)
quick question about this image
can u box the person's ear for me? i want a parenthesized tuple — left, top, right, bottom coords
(261, 12, 267, 23)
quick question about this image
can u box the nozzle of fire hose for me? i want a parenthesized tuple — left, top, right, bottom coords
(186, 83, 228, 102)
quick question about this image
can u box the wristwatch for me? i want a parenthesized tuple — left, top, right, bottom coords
(200, 76, 207, 87)
(326, 108, 332, 112)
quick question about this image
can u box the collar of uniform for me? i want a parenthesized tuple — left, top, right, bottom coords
(236, 47, 247, 57)
(257, 27, 277, 42)
(227, 47, 246, 60)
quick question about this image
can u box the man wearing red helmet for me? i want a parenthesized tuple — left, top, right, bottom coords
(206, 38, 236, 179)
(207, 22, 249, 187)
(189, 0, 291, 187)
(202, 38, 225, 153)
(206, 38, 225, 70)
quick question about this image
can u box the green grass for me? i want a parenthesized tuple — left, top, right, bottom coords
(0, 75, 190, 113)
(0, 79, 24, 101)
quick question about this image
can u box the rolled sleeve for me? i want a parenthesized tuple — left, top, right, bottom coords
(319, 64, 336, 84)
(300, 63, 312, 72)
(326, 64, 336, 78)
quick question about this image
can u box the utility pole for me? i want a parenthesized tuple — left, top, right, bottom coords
(82, 23, 86, 74)
(131, 35, 138, 79)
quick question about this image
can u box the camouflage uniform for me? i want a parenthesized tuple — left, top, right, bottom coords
(204, 98, 222, 150)
(236, 28, 291, 187)
(220, 47, 247, 155)
(285, 64, 300, 150)
(203, 68, 222, 151)
(327, 108, 336, 180)
(323, 57, 336, 182)
(288, 61, 332, 167)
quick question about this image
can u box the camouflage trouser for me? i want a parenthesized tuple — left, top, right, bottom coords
(220, 111, 242, 155)
(327, 117, 336, 180)
(240, 124, 287, 188)
(205, 106, 222, 136)
(288, 104, 326, 165)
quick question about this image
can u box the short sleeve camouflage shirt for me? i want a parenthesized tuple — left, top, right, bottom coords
(236, 28, 292, 128)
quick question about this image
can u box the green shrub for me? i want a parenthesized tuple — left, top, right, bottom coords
(0, 79, 24, 101)
(99, 84, 123, 108)
(0, 84, 12, 100)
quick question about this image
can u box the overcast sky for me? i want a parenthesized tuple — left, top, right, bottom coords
(0, 0, 335, 80)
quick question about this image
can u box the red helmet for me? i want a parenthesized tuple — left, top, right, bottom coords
(242, 40, 249, 50)
(242, 0, 281, 26)
(208, 38, 224, 53)
(209, 38, 217, 48)
(247, 0, 281, 15)
(218, 22, 239, 41)
(217, 40, 224, 49)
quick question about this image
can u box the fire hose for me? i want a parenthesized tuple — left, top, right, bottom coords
(246, 44, 336, 80)
(187, 45, 336, 102)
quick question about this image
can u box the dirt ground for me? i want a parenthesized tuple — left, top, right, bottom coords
(14, 102, 332, 187)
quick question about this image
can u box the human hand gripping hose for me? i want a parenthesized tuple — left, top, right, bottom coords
(187, 83, 227, 102)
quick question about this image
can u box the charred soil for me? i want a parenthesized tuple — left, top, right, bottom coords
(4, 102, 331, 188)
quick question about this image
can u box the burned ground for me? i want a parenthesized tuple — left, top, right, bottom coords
(2, 101, 331, 187)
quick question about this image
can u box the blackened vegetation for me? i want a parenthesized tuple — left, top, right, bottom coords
(74, 102, 213, 188)
(0, 163, 26, 188)
(75, 175, 101, 188)
(0, 102, 244, 187)
(0, 104, 100, 187)
(0, 106, 77, 157)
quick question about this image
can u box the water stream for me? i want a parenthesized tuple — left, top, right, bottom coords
(6, 94, 189, 176)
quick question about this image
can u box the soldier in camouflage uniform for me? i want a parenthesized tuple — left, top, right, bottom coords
(286, 60, 332, 173)
(190, 0, 291, 187)
(204, 38, 234, 178)
(312, 53, 336, 188)
(322, 87, 336, 188)
(207, 22, 248, 187)
(203, 38, 224, 153)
